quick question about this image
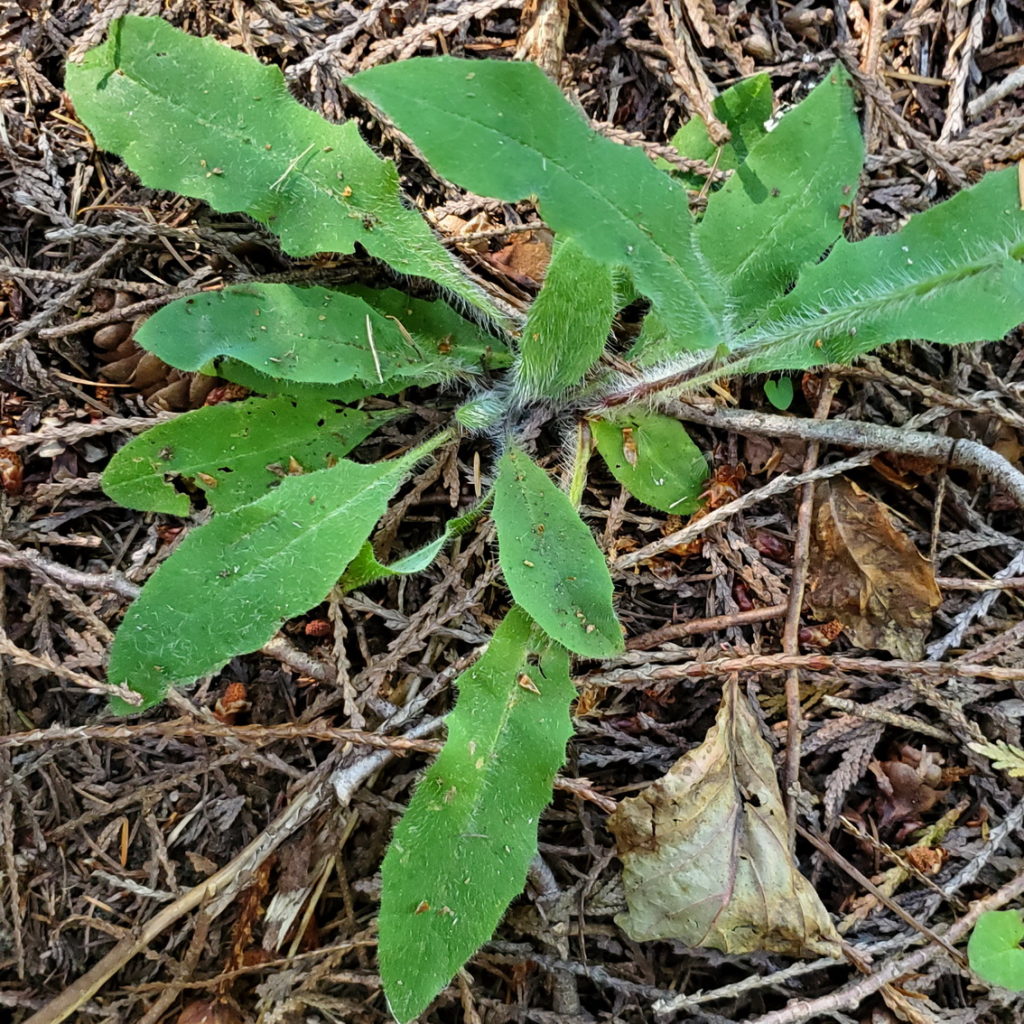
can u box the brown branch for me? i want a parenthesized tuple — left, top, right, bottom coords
(672, 403, 1024, 509)
(590, 652, 1024, 686)
(627, 603, 787, 652)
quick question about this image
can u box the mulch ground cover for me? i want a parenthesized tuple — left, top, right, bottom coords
(2, 1, 1024, 1022)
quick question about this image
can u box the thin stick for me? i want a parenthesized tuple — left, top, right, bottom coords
(820, 696, 955, 742)
(614, 452, 874, 570)
(0, 717, 444, 752)
(627, 603, 787, 651)
(796, 824, 967, 968)
(671, 402, 1024, 509)
(589, 651, 1024, 685)
(783, 381, 837, 847)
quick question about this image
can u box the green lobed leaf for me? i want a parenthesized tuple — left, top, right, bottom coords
(515, 236, 614, 399)
(591, 411, 708, 514)
(661, 73, 772, 185)
(379, 606, 574, 1023)
(349, 57, 727, 353)
(102, 396, 393, 515)
(65, 16, 498, 320)
(492, 445, 622, 657)
(741, 166, 1024, 372)
(108, 441, 440, 712)
(653, 165, 1024, 396)
(696, 67, 863, 327)
(968, 910, 1024, 991)
(135, 283, 507, 387)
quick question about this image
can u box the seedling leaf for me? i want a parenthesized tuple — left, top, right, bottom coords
(379, 606, 574, 1022)
(65, 16, 498, 319)
(493, 445, 622, 657)
(516, 237, 614, 399)
(763, 377, 795, 410)
(349, 57, 727, 352)
(968, 910, 1024, 991)
(591, 411, 708, 514)
(108, 443, 438, 711)
(103, 397, 393, 515)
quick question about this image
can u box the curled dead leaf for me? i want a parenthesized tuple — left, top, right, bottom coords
(807, 478, 941, 659)
(607, 677, 842, 958)
(869, 746, 946, 838)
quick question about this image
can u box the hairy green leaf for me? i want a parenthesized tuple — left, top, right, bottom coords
(516, 237, 614, 399)
(65, 16, 497, 319)
(135, 283, 506, 387)
(379, 606, 574, 1023)
(663, 73, 772, 184)
(968, 910, 1024, 991)
(349, 57, 727, 351)
(651, 165, 1024, 395)
(108, 442, 440, 711)
(493, 446, 621, 657)
(102, 397, 392, 515)
(696, 68, 863, 325)
(591, 411, 708, 514)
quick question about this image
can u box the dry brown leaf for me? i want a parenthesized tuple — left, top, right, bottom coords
(807, 478, 941, 659)
(488, 227, 553, 285)
(607, 678, 842, 958)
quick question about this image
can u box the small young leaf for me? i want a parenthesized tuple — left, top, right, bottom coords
(515, 237, 614, 399)
(65, 16, 498, 320)
(340, 499, 489, 591)
(135, 283, 505, 387)
(379, 606, 574, 1023)
(662, 73, 772, 184)
(968, 910, 1024, 991)
(108, 441, 441, 711)
(591, 412, 708, 514)
(349, 57, 727, 352)
(103, 397, 393, 515)
(493, 445, 622, 657)
(763, 377, 794, 411)
(697, 67, 863, 324)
